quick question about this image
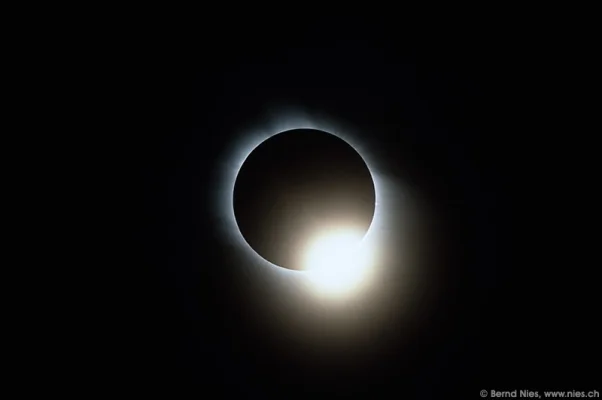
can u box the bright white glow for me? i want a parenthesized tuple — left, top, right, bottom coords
(213, 107, 423, 344)
(214, 107, 406, 296)
(303, 227, 375, 297)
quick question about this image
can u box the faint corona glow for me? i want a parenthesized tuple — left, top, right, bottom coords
(215, 108, 397, 291)
(302, 227, 375, 298)
(212, 107, 428, 345)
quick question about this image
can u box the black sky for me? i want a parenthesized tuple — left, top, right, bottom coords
(109, 17, 599, 398)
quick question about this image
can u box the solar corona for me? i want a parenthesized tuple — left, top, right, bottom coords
(215, 110, 403, 300)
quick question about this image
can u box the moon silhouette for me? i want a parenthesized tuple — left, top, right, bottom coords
(233, 129, 376, 270)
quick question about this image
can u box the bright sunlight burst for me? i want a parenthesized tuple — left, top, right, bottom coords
(303, 227, 375, 298)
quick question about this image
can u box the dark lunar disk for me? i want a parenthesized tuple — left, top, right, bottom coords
(233, 129, 376, 270)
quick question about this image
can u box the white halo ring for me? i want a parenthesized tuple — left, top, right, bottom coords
(214, 108, 399, 283)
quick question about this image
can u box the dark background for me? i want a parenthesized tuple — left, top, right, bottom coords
(108, 17, 598, 398)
